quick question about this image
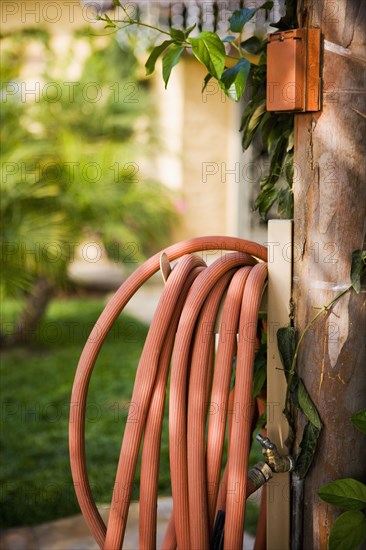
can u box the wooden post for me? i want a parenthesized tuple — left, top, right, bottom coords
(293, 0, 366, 548)
(266, 220, 293, 550)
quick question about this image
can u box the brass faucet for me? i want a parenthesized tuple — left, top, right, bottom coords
(247, 434, 295, 492)
(256, 434, 295, 474)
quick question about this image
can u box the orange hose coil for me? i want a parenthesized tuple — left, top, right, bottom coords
(69, 236, 268, 550)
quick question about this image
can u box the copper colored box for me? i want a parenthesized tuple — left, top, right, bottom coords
(266, 28, 321, 112)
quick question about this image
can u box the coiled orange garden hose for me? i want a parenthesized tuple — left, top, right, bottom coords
(69, 236, 268, 550)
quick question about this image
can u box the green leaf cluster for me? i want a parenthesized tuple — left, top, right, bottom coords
(143, 2, 272, 91)
(144, 24, 197, 87)
(107, 0, 296, 219)
(221, 59, 251, 102)
(275, 248, 365, 481)
(240, 59, 294, 219)
(277, 326, 323, 478)
(189, 32, 225, 80)
(318, 475, 366, 549)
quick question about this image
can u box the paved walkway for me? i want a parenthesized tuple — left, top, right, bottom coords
(0, 498, 255, 549)
(0, 500, 171, 550)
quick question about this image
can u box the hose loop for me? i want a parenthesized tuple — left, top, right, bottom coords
(69, 237, 268, 550)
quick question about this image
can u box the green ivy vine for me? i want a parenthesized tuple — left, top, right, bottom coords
(277, 250, 366, 478)
(276, 249, 366, 550)
(99, 0, 297, 219)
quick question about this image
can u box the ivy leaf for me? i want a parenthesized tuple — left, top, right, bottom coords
(185, 23, 196, 38)
(241, 100, 266, 149)
(188, 32, 225, 79)
(220, 59, 250, 101)
(229, 8, 258, 32)
(240, 100, 255, 143)
(318, 479, 366, 511)
(295, 421, 321, 479)
(328, 511, 366, 550)
(297, 379, 322, 429)
(288, 372, 300, 407)
(202, 73, 213, 92)
(350, 249, 366, 294)
(284, 152, 294, 186)
(270, 131, 290, 163)
(240, 36, 263, 53)
(259, 1, 275, 11)
(267, 121, 290, 153)
(350, 408, 366, 434)
(276, 325, 298, 404)
(162, 45, 185, 88)
(169, 28, 185, 42)
(260, 110, 275, 146)
(255, 186, 279, 218)
(256, 134, 290, 218)
(256, 186, 278, 217)
(145, 40, 174, 76)
(287, 129, 294, 152)
(241, 104, 269, 150)
(277, 326, 296, 375)
(229, 2, 273, 33)
(277, 187, 293, 219)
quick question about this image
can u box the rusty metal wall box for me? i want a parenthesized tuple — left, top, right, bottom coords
(266, 28, 321, 112)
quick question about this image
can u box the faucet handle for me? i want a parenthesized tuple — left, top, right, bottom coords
(256, 434, 275, 450)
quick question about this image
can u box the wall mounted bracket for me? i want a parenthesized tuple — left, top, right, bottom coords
(266, 28, 321, 112)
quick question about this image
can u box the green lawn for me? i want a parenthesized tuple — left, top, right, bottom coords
(0, 298, 261, 533)
(0, 298, 151, 528)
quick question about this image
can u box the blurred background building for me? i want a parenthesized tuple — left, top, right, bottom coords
(3, 0, 284, 248)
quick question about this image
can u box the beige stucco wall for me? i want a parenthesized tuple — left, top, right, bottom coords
(180, 58, 236, 238)
(153, 56, 241, 242)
